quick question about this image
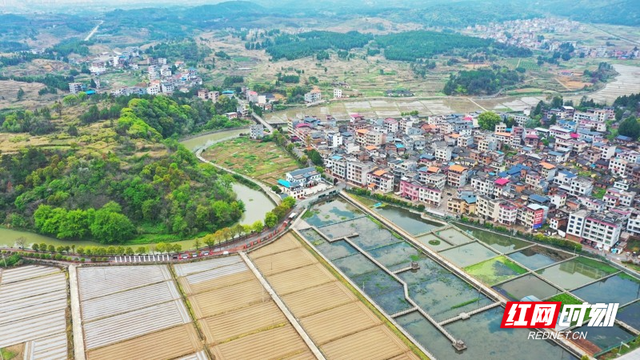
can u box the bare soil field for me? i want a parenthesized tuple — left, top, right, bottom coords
(86, 324, 201, 360)
(281, 281, 357, 318)
(320, 325, 411, 360)
(210, 324, 313, 360)
(266, 263, 335, 295)
(199, 301, 286, 344)
(251, 247, 318, 276)
(556, 76, 591, 91)
(0, 80, 48, 109)
(179, 270, 255, 295)
(249, 232, 423, 359)
(301, 302, 381, 344)
(189, 279, 267, 318)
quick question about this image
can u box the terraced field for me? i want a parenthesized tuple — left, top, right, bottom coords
(0, 265, 69, 360)
(77, 265, 201, 360)
(248, 232, 421, 360)
(175, 256, 315, 359)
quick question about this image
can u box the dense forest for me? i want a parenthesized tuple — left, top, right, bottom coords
(375, 31, 532, 62)
(0, 94, 246, 137)
(248, 31, 373, 61)
(443, 66, 523, 95)
(0, 97, 252, 244)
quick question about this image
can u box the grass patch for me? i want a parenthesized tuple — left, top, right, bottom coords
(293, 231, 430, 360)
(0, 349, 16, 360)
(302, 209, 319, 219)
(618, 272, 640, 284)
(600, 335, 640, 359)
(451, 297, 480, 309)
(368, 215, 385, 229)
(548, 293, 592, 325)
(428, 239, 441, 246)
(464, 256, 528, 286)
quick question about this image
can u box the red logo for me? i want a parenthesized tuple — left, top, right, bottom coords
(500, 302, 561, 328)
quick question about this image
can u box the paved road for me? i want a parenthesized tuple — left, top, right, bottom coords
(84, 20, 103, 41)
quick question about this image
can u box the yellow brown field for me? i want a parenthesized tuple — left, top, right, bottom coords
(248, 232, 421, 359)
(175, 256, 313, 357)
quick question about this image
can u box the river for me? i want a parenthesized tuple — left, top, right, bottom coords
(0, 128, 275, 250)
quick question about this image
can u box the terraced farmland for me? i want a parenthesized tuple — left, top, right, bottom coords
(77, 265, 201, 360)
(0, 265, 69, 360)
(175, 256, 315, 359)
(248, 232, 421, 360)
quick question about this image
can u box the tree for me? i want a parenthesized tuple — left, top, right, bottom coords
(17, 88, 25, 101)
(194, 238, 201, 250)
(618, 117, 640, 139)
(172, 244, 182, 253)
(40, 243, 47, 252)
(477, 111, 501, 131)
(136, 246, 147, 255)
(32, 243, 40, 252)
(264, 211, 278, 228)
(203, 234, 216, 250)
(156, 242, 167, 254)
(48, 245, 55, 253)
(252, 220, 264, 233)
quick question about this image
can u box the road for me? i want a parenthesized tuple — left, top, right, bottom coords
(84, 20, 103, 42)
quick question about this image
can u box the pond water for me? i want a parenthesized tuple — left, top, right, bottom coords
(456, 224, 531, 253)
(572, 273, 640, 305)
(536, 258, 617, 290)
(416, 233, 452, 251)
(434, 228, 475, 246)
(493, 274, 561, 301)
(440, 242, 499, 268)
(232, 183, 274, 225)
(508, 246, 573, 271)
(374, 205, 443, 235)
(0, 227, 98, 249)
(445, 307, 577, 360)
(301, 199, 578, 360)
(617, 302, 640, 330)
(572, 324, 636, 351)
(303, 199, 363, 227)
(399, 308, 577, 360)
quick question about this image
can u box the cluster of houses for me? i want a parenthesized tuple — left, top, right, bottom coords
(68, 47, 203, 97)
(282, 108, 640, 252)
(469, 18, 640, 59)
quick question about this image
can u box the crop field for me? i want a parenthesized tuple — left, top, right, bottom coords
(77, 265, 201, 359)
(248, 232, 420, 359)
(201, 137, 301, 185)
(86, 325, 201, 360)
(0, 265, 68, 360)
(175, 255, 314, 358)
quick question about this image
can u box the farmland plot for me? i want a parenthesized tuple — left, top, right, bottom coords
(175, 253, 313, 357)
(248, 232, 421, 359)
(78, 265, 202, 359)
(77, 265, 171, 300)
(0, 265, 68, 360)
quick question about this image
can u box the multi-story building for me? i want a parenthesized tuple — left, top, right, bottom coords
(399, 180, 442, 206)
(609, 157, 631, 178)
(346, 161, 373, 186)
(569, 177, 593, 197)
(383, 118, 399, 133)
(447, 165, 468, 188)
(567, 210, 623, 250)
(471, 177, 495, 198)
(69, 82, 83, 94)
(333, 88, 343, 99)
(365, 131, 385, 147)
(477, 196, 501, 222)
(250, 124, 264, 139)
(420, 172, 447, 190)
(518, 204, 548, 229)
(367, 169, 395, 193)
(447, 193, 477, 215)
(603, 188, 636, 209)
(434, 144, 452, 162)
(304, 89, 322, 103)
(498, 201, 518, 225)
(628, 214, 640, 236)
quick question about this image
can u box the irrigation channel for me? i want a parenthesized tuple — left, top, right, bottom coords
(0, 128, 275, 250)
(295, 195, 617, 359)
